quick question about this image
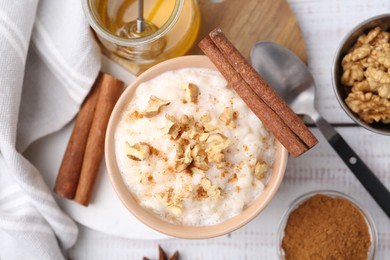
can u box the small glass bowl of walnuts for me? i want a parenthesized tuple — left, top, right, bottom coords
(332, 14, 390, 135)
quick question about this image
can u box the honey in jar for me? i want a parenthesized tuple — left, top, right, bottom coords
(83, 0, 200, 66)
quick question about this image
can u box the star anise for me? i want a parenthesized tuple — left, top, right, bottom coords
(143, 245, 179, 260)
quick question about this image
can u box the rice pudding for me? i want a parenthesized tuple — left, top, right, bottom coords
(115, 68, 276, 226)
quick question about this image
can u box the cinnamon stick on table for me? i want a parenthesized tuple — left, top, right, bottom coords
(54, 74, 103, 199)
(199, 36, 308, 157)
(208, 28, 318, 149)
(74, 74, 124, 206)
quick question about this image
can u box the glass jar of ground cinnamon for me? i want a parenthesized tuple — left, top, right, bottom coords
(277, 191, 377, 260)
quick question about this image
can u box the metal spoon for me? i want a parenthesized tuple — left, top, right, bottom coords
(136, 0, 145, 33)
(250, 42, 390, 218)
(119, 0, 160, 38)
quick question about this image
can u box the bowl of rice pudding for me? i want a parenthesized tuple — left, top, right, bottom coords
(105, 55, 288, 238)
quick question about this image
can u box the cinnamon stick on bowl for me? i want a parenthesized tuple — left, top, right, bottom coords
(198, 29, 318, 157)
(199, 36, 308, 157)
(209, 29, 318, 149)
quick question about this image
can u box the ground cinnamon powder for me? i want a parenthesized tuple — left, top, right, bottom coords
(281, 194, 371, 260)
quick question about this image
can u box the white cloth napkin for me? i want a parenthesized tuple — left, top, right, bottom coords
(0, 0, 101, 259)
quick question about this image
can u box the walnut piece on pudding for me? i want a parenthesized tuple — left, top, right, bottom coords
(126, 142, 150, 161)
(143, 95, 170, 118)
(191, 144, 209, 171)
(200, 113, 211, 123)
(205, 133, 230, 153)
(205, 133, 230, 167)
(203, 123, 219, 132)
(254, 161, 269, 180)
(200, 178, 221, 200)
(163, 118, 181, 139)
(167, 205, 182, 216)
(181, 82, 199, 103)
(219, 106, 236, 128)
(154, 185, 193, 217)
(175, 144, 193, 172)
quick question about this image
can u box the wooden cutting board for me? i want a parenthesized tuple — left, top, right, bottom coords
(107, 0, 306, 74)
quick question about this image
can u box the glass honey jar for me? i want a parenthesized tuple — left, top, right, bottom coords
(82, 0, 200, 67)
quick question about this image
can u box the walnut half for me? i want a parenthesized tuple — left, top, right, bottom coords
(345, 91, 390, 123)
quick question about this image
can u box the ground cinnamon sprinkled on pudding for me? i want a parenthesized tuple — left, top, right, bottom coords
(127, 110, 144, 121)
(282, 194, 371, 260)
(115, 68, 276, 225)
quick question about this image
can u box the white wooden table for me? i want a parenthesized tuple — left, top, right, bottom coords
(68, 1, 390, 259)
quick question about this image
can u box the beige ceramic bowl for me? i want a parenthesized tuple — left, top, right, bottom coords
(105, 55, 288, 239)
